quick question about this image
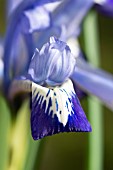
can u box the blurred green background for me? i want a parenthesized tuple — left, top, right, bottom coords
(0, 1, 113, 170)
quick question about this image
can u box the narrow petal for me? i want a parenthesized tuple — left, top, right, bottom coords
(0, 38, 4, 59)
(7, 0, 23, 16)
(71, 57, 113, 110)
(9, 78, 91, 140)
(0, 39, 4, 86)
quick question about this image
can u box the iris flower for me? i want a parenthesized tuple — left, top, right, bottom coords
(9, 36, 92, 140)
(1, 0, 113, 140)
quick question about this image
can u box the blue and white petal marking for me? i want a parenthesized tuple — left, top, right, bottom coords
(9, 78, 92, 140)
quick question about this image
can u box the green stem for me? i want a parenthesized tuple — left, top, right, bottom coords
(23, 136, 44, 170)
(83, 11, 104, 170)
(8, 100, 30, 170)
(0, 95, 11, 170)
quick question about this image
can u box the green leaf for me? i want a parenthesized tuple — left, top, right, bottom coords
(8, 100, 30, 170)
(0, 95, 11, 170)
(83, 11, 104, 170)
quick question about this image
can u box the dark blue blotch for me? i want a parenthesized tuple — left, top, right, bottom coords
(40, 96, 44, 104)
(68, 98, 71, 103)
(33, 91, 39, 105)
(46, 89, 50, 97)
(46, 97, 52, 115)
(34, 95, 41, 109)
(59, 111, 62, 114)
(55, 99, 58, 111)
(43, 100, 46, 111)
(32, 88, 37, 96)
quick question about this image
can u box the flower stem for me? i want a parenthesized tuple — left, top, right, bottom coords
(0, 95, 11, 170)
(23, 136, 43, 170)
(8, 100, 30, 170)
(83, 11, 104, 170)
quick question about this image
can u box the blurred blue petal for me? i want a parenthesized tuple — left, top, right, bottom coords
(53, 0, 93, 38)
(0, 59, 4, 85)
(9, 78, 91, 140)
(71, 57, 113, 110)
(0, 39, 4, 85)
(36, 0, 93, 48)
(21, 6, 50, 33)
(10, 30, 29, 76)
(4, 0, 59, 88)
(28, 36, 76, 86)
(0, 39, 4, 59)
(7, 0, 62, 15)
(7, 0, 23, 16)
(95, 0, 113, 16)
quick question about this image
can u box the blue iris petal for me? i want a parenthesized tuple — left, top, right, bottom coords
(10, 29, 29, 76)
(20, 6, 50, 33)
(71, 57, 113, 110)
(0, 38, 4, 59)
(31, 79, 92, 140)
(4, 0, 61, 89)
(9, 78, 92, 140)
(36, 0, 93, 48)
(7, 0, 62, 15)
(7, 0, 23, 16)
(95, 0, 113, 17)
(0, 39, 4, 84)
(53, 0, 93, 38)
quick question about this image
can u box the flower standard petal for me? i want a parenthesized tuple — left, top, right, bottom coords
(28, 36, 76, 86)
